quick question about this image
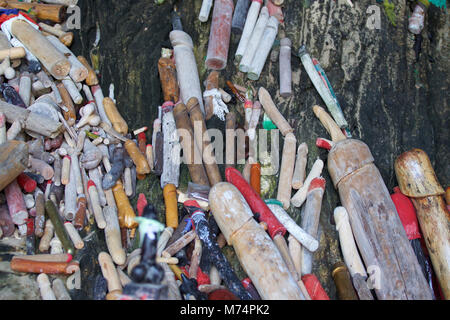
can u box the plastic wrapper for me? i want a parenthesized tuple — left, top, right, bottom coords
(187, 182, 210, 203)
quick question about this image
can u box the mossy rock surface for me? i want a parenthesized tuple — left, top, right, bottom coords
(2, 0, 448, 300)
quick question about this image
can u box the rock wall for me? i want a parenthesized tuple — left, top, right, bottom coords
(70, 0, 448, 299)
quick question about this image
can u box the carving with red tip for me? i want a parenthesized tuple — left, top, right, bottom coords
(4, 179, 28, 226)
(308, 176, 326, 193)
(225, 167, 286, 239)
(241, 277, 261, 300)
(301, 274, 330, 300)
(137, 132, 147, 154)
(87, 179, 96, 190)
(10, 258, 80, 275)
(26, 217, 35, 255)
(267, 0, 284, 23)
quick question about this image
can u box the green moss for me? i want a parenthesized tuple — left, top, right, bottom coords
(177, 165, 191, 192)
(222, 246, 248, 280)
(383, 0, 397, 27)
